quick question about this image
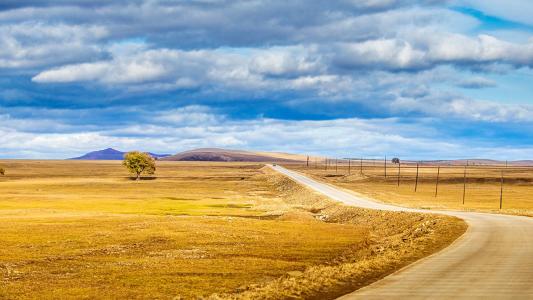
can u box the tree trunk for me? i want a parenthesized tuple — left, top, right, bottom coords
(136, 173, 141, 180)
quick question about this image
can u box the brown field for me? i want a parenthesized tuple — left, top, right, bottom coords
(286, 160, 533, 216)
(0, 160, 465, 299)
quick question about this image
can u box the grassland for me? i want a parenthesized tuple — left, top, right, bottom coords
(286, 162, 533, 216)
(0, 160, 465, 299)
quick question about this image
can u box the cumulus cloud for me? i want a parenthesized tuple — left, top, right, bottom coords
(249, 47, 323, 78)
(1, 0, 533, 158)
(425, 33, 533, 66)
(332, 33, 533, 71)
(332, 39, 428, 70)
(2, 106, 532, 160)
(32, 45, 322, 91)
(0, 108, 484, 159)
(0, 1, 456, 47)
(33, 47, 230, 85)
(390, 93, 533, 122)
(0, 22, 107, 69)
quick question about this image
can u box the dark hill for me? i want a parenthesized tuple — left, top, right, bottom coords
(69, 148, 170, 160)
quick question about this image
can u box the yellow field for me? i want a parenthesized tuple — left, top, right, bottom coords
(0, 160, 465, 299)
(287, 162, 533, 216)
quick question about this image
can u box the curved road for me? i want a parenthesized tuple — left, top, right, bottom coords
(269, 165, 533, 299)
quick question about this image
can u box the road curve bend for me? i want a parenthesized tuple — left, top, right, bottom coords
(268, 165, 533, 299)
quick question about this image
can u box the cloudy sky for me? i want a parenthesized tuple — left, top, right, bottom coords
(1, 0, 532, 159)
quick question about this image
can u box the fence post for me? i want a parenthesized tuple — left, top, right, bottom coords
(414, 163, 419, 192)
(306, 155, 309, 168)
(397, 162, 401, 186)
(335, 158, 338, 173)
(499, 170, 504, 209)
(360, 157, 363, 175)
(435, 166, 440, 197)
(462, 165, 467, 205)
(325, 158, 328, 171)
(348, 159, 351, 175)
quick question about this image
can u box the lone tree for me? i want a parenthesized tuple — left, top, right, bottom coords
(123, 151, 156, 180)
(392, 157, 400, 164)
(0, 166, 4, 175)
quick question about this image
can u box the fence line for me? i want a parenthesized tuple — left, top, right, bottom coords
(294, 156, 532, 210)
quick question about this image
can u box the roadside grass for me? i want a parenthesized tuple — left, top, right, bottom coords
(217, 168, 466, 299)
(286, 164, 533, 216)
(0, 161, 466, 299)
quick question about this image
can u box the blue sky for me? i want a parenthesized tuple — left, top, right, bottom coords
(1, 0, 532, 159)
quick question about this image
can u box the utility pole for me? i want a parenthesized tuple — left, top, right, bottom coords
(499, 170, 504, 209)
(348, 159, 351, 175)
(462, 165, 467, 205)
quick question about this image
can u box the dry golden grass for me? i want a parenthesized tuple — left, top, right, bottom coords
(217, 168, 466, 299)
(286, 163, 533, 216)
(0, 160, 465, 299)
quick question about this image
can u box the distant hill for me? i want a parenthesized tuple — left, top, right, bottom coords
(69, 148, 170, 160)
(160, 148, 304, 162)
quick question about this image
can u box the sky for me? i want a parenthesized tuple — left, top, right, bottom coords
(1, 0, 532, 160)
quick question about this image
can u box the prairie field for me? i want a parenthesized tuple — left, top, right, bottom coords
(0, 160, 465, 299)
(287, 161, 533, 216)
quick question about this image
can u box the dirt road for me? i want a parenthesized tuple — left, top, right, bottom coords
(269, 165, 533, 299)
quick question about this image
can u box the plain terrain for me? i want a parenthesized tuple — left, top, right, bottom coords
(286, 162, 533, 216)
(0, 160, 465, 299)
(272, 164, 533, 299)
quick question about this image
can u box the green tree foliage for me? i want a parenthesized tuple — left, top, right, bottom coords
(122, 151, 156, 180)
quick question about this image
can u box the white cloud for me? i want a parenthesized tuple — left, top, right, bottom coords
(249, 46, 323, 77)
(32, 46, 320, 89)
(33, 32, 533, 88)
(333, 39, 427, 70)
(390, 94, 533, 122)
(1, 0, 532, 160)
(332, 33, 533, 71)
(32, 49, 173, 84)
(426, 34, 533, 66)
(0, 22, 107, 69)
(2, 108, 531, 160)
